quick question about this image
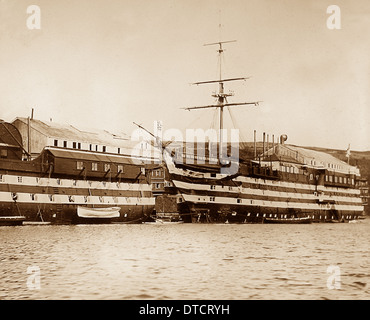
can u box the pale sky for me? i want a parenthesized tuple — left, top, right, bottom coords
(0, 0, 369, 150)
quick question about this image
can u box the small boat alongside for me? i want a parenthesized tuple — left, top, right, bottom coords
(144, 212, 184, 225)
(74, 206, 121, 224)
(23, 221, 52, 226)
(262, 216, 312, 224)
(0, 216, 26, 226)
(145, 218, 184, 225)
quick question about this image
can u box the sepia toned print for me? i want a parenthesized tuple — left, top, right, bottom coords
(0, 0, 369, 302)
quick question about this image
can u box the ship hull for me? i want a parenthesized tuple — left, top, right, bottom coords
(164, 157, 365, 224)
(0, 173, 155, 224)
(0, 200, 154, 224)
(176, 201, 361, 223)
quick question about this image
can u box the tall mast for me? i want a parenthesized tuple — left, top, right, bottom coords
(205, 40, 235, 144)
(182, 40, 260, 147)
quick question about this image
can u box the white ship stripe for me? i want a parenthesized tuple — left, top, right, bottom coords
(0, 174, 152, 191)
(182, 194, 364, 212)
(234, 176, 360, 195)
(0, 191, 155, 206)
(167, 163, 360, 195)
(172, 180, 363, 204)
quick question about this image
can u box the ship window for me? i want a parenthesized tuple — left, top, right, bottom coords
(210, 196, 215, 201)
(117, 165, 123, 173)
(339, 176, 343, 183)
(325, 175, 328, 182)
(96, 145, 98, 151)
(77, 161, 84, 170)
(329, 176, 333, 182)
(309, 174, 314, 180)
(334, 176, 338, 183)
(237, 199, 241, 203)
(73, 142, 77, 149)
(210, 185, 216, 190)
(344, 177, 347, 184)
(54, 139, 58, 147)
(104, 163, 110, 172)
(18, 176, 22, 183)
(92, 162, 98, 171)
(0, 149, 7, 158)
(352, 178, 354, 185)
(117, 148, 120, 154)
(78, 142, 81, 149)
(89, 144, 92, 151)
(102, 146, 106, 152)
(63, 141, 67, 148)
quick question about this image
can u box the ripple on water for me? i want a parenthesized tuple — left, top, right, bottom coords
(0, 221, 369, 299)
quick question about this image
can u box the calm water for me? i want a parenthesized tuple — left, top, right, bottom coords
(0, 219, 369, 300)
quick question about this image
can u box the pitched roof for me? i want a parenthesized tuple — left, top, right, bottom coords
(262, 143, 359, 174)
(14, 117, 131, 147)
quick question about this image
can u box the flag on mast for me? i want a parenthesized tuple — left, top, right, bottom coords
(346, 144, 351, 164)
(346, 144, 351, 157)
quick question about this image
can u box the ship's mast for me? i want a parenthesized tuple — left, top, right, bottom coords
(183, 40, 260, 147)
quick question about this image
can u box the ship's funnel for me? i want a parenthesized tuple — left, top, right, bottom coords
(280, 134, 288, 144)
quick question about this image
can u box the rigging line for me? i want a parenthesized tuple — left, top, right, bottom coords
(210, 107, 218, 131)
(227, 106, 248, 148)
(184, 108, 209, 130)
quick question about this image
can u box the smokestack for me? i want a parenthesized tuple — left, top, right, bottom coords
(27, 116, 31, 158)
(263, 132, 265, 156)
(280, 134, 288, 145)
(253, 130, 256, 158)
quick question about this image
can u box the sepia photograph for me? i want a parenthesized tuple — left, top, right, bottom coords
(0, 0, 369, 307)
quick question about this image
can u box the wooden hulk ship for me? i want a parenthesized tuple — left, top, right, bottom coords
(0, 116, 155, 225)
(153, 40, 366, 224)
